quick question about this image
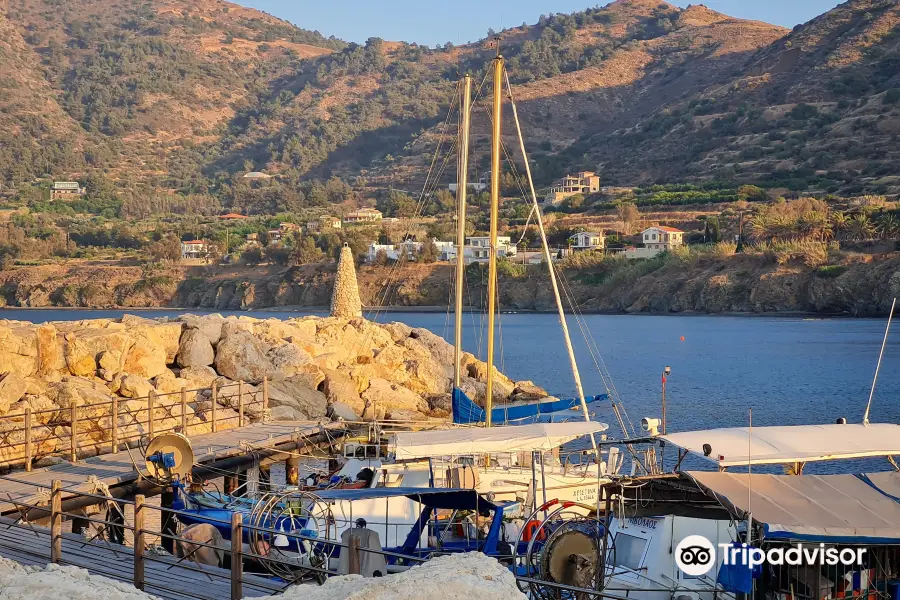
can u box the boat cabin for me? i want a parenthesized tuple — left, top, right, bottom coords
(600, 471, 900, 600)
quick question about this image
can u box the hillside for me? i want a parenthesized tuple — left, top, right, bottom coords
(0, 0, 898, 198)
(0, 0, 341, 187)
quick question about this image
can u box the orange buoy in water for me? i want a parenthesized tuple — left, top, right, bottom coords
(680, 336, 685, 341)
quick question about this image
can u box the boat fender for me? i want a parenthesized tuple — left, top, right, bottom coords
(522, 520, 547, 543)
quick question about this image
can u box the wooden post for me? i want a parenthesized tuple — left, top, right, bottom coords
(180, 387, 188, 434)
(262, 376, 268, 416)
(24, 407, 32, 472)
(111, 396, 119, 454)
(230, 512, 243, 600)
(349, 535, 361, 575)
(147, 391, 155, 439)
(238, 380, 244, 427)
(50, 479, 62, 563)
(69, 404, 78, 463)
(211, 382, 218, 433)
(134, 494, 145, 591)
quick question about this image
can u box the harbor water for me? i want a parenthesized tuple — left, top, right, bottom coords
(3, 309, 898, 473)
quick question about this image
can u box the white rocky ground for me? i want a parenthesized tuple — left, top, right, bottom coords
(0, 555, 156, 599)
(0, 314, 553, 465)
(264, 553, 526, 600)
(0, 552, 525, 600)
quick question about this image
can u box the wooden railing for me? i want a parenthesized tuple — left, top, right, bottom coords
(0, 379, 270, 471)
(0, 481, 424, 600)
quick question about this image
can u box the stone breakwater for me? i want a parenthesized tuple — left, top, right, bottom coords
(0, 314, 552, 465)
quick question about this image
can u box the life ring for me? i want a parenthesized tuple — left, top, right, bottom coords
(522, 519, 547, 542)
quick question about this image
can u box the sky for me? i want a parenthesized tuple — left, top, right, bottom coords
(237, 0, 844, 47)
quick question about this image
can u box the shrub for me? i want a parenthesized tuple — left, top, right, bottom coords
(814, 265, 847, 278)
(710, 241, 737, 258)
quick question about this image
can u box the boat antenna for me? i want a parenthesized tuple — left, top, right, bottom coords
(503, 69, 597, 454)
(863, 297, 896, 426)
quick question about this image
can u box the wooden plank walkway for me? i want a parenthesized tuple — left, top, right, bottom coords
(0, 517, 285, 599)
(0, 421, 345, 515)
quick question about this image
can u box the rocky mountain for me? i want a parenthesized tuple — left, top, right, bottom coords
(0, 0, 897, 196)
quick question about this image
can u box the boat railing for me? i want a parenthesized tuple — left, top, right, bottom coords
(0, 379, 269, 471)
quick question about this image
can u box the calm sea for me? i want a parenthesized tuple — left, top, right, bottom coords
(2, 308, 898, 474)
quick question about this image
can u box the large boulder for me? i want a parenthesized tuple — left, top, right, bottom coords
(0, 322, 39, 378)
(270, 405, 306, 421)
(361, 378, 428, 415)
(179, 314, 225, 346)
(384, 408, 428, 422)
(267, 343, 313, 377)
(122, 340, 168, 379)
(410, 328, 454, 369)
(118, 374, 153, 399)
(321, 369, 364, 414)
(459, 377, 487, 405)
(328, 401, 360, 422)
(124, 317, 182, 364)
(382, 322, 412, 344)
(46, 378, 113, 418)
(178, 365, 219, 388)
(9, 394, 58, 424)
(214, 330, 275, 384)
(177, 328, 215, 368)
(0, 373, 28, 415)
(36, 323, 65, 376)
(511, 381, 549, 402)
(266, 377, 327, 419)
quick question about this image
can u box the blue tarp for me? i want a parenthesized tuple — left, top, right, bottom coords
(452, 387, 606, 424)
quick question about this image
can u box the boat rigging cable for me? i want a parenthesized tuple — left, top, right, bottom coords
(499, 69, 652, 471)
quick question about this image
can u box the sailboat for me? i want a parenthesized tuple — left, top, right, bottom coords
(330, 50, 626, 511)
(449, 50, 605, 435)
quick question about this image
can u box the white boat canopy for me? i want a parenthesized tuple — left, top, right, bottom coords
(662, 423, 900, 467)
(389, 422, 608, 460)
(686, 471, 900, 543)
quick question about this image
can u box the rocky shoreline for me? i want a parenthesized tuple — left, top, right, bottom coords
(0, 312, 553, 466)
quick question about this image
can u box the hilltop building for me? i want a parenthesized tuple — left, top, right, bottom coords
(449, 173, 490, 193)
(181, 240, 209, 261)
(569, 231, 604, 252)
(343, 208, 383, 224)
(305, 216, 342, 233)
(544, 171, 600, 206)
(625, 226, 685, 258)
(51, 182, 83, 201)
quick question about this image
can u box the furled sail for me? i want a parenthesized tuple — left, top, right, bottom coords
(451, 387, 607, 425)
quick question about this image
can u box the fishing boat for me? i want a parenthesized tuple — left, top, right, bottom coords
(336, 421, 618, 510)
(172, 484, 537, 580)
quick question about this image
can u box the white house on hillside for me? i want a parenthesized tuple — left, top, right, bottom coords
(465, 236, 517, 262)
(569, 231, 604, 252)
(628, 226, 684, 258)
(181, 240, 208, 260)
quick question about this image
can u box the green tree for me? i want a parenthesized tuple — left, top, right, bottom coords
(241, 246, 263, 266)
(419, 240, 439, 263)
(149, 236, 181, 263)
(737, 185, 767, 203)
(292, 236, 324, 265)
(704, 216, 721, 243)
(616, 202, 640, 235)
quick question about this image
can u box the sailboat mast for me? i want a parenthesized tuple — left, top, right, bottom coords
(453, 75, 472, 389)
(485, 52, 504, 427)
(505, 75, 598, 453)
